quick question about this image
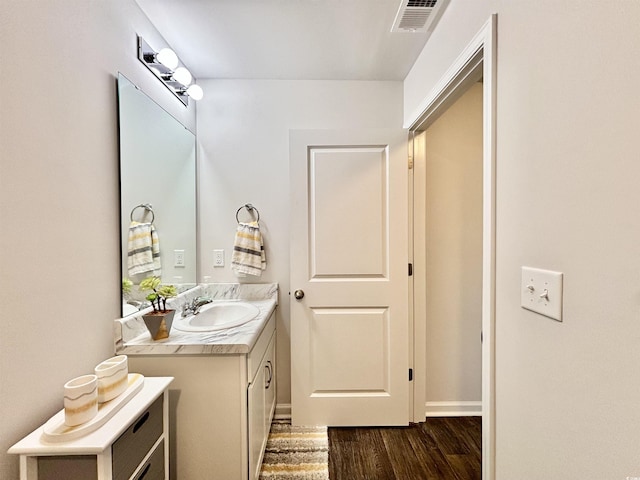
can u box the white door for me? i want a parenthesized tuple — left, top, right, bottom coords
(290, 129, 410, 426)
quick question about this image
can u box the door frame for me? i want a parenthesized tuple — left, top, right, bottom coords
(406, 15, 497, 480)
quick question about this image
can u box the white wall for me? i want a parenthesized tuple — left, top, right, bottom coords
(423, 82, 483, 410)
(196, 79, 404, 408)
(405, 0, 640, 478)
(0, 2, 195, 478)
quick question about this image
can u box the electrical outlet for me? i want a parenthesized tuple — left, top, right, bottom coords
(521, 266, 563, 321)
(174, 249, 185, 267)
(213, 249, 225, 267)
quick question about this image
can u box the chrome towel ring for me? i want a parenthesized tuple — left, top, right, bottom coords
(130, 203, 155, 223)
(235, 203, 260, 223)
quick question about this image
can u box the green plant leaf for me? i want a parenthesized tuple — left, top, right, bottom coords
(158, 285, 178, 299)
(146, 292, 158, 302)
(139, 276, 161, 292)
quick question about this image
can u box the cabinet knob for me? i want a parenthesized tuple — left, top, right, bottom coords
(294, 290, 305, 300)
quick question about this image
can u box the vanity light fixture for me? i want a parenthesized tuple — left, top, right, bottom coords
(155, 48, 179, 70)
(172, 67, 192, 87)
(186, 84, 204, 101)
(137, 35, 204, 106)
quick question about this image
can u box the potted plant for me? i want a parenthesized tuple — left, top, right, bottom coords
(139, 276, 178, 340)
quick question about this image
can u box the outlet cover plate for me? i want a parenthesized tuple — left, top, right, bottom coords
(174, 249, 185, 268)
(521, 266, 563, 322)
(213, 249, 225, 267)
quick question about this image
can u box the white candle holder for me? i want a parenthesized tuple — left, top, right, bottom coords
(95, 355, 128, 403)
(63, 375, 98, 427)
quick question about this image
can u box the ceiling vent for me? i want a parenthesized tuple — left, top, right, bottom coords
(391, 0, 451, 33)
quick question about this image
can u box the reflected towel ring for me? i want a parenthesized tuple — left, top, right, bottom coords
(235, 203, 260, 223)
(130, 203, 155, 223)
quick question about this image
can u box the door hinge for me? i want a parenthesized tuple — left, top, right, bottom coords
(408, 263, 413, 276)
(408, 154, 414, 169)
(409, 368, 414, 381)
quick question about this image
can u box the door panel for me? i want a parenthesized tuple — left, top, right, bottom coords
(310, 307, 388, 392)
(309, 147, 387, 278)
(290, 129, 409, 426)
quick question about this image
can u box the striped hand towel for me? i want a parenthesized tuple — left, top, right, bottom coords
(127, 221, 161, 277)
(231, 221, 266, 276)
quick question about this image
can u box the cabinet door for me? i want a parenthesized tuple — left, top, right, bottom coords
(264, 335, 276, 433)
(248, 363, 266, 480)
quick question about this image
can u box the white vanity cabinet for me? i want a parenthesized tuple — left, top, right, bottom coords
(126, 311, 276, 480)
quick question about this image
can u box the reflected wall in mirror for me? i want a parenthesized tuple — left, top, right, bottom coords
(118, 73, 197, 315)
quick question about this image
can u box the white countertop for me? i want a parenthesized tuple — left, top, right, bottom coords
(116, 299, 276, 355)
(115, 283, 278, 355)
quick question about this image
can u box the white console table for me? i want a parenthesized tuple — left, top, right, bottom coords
(9, 376, 173, 480)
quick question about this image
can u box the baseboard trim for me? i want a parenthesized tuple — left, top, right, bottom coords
(274, 403, 292, 420)
(425, 401, 482, 417)
(276, 402, 480, 421)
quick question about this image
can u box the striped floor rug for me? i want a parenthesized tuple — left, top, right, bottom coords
(259, 420, 329, 480)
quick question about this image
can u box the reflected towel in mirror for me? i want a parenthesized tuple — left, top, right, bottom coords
(127, 221, 161, 277)
(231, 221, 266, 276)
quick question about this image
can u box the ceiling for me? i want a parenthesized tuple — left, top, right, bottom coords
(134, 0, 431, 81)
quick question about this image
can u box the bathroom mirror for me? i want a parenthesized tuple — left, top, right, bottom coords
(117, 73, 197, 314)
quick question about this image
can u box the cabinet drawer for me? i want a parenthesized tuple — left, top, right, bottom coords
(112, 395, 163, 480)
(37, 455, 97, 480)
(133, 440, 165, 480)
(247, 313, 275, 382)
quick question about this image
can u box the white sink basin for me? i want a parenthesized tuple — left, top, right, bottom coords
(173, 301, 260, 332)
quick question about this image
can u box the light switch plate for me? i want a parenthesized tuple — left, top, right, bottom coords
(521, 266, 563, 322)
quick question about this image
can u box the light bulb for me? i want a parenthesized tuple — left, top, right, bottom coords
(173, 67, 192, 86)
(186, 84, 204, 101)
(156, 48, 179, 70)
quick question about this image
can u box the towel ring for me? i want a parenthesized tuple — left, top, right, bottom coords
(235, 203, 260, 223)
(130, 203, 155, 223)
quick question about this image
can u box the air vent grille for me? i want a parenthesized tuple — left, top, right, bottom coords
(408, 0, 437, 7)
(391, 0, 450, 33)
(398, 9, 432, 31)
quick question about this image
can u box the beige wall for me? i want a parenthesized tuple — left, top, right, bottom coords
(0, 2, 195, 478)
(422, 82, 483, 410)
(195, 79, 404, 408)
(405, 0, 640, 478)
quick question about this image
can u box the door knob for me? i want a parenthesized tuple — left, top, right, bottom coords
(294, 289, 305, 300)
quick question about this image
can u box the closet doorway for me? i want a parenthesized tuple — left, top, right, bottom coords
(415, 81, 483, 418)
(409, 16, 497, 480)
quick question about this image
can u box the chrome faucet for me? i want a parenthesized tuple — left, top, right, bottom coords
(181, 296, 213, 317)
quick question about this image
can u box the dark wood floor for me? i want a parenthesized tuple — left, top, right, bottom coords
(328, 416, 481, 480)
